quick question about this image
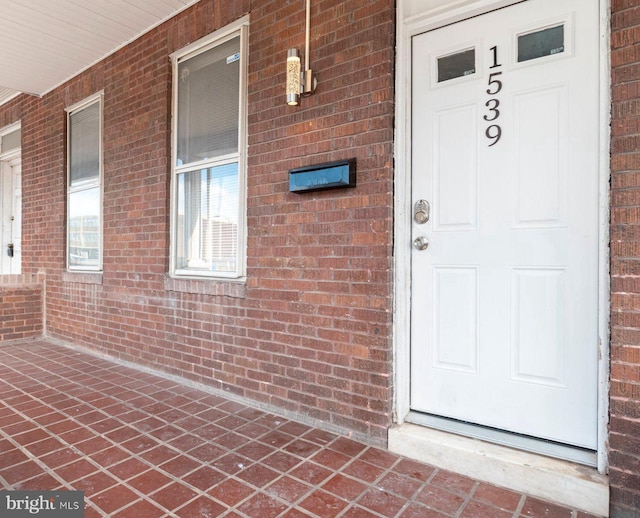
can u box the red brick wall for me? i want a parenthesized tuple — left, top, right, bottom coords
(0, 276, 43, 342)
(4, 0, 640, 512)
(0, 0, 395, 444)
(610, 1, 640, 516)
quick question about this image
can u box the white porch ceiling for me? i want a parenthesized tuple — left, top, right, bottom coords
(0, 0, 200, 106)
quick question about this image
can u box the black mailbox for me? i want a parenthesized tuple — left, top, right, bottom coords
(289, 158, 356, 193)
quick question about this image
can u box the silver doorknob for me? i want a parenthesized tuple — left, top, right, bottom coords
(413, 236, 429, 251)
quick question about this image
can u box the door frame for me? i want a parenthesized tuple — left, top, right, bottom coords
(0, 152, 21, 275)
(392, 0, 611, 473)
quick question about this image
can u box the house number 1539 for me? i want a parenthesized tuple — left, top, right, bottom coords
(484, 45, 502, 146)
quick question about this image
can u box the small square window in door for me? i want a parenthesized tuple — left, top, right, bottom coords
(437, 49, 476, 82)
(518, 25, 564, 62)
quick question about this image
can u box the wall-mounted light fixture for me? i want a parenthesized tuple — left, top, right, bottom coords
(286, 49, 301, 105)
(286, 0, 317, 106)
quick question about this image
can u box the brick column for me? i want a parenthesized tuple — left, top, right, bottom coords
(609, 2, 640, 516)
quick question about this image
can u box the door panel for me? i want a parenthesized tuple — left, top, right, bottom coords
(433, 105, 478, 231)
(512, 86, 567, 228)
(410, 0, 599, 449)
(433, 266, 479, 374)
(510, 267, 566, 386)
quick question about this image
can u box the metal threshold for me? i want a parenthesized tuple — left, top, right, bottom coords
(405, 412, 597, 467)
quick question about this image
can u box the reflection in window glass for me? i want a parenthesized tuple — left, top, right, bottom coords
(437, 49, 476, 83)
(176, 163, 239, 274)
(68, 188, 100, 268)
(518, 25, 564, 63)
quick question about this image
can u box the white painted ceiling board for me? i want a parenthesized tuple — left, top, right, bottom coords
(0, 88, 19, 107)
(0, 0, 199, 105)
(5, 2, 130, 47)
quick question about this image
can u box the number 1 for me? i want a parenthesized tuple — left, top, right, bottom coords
(490, 46, 501, 69)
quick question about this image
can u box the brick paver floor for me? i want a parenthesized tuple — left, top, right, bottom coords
(0, 340, 601, 517)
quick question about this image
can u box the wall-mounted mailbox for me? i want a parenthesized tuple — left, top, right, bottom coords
(289, 158, 356, 193)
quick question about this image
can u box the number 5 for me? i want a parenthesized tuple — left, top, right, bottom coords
(487, 72, 502, 95)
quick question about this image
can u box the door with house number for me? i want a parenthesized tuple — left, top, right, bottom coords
(410, 0, 600, 449)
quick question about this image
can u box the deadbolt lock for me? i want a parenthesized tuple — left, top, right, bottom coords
(414, 199, 430, 224)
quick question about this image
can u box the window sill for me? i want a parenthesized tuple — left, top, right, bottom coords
(164, 275, 246, 298)
(62, 271, 103, 285)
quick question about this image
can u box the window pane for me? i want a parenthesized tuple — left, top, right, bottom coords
(518, 25, 564, 63)
(438, 49, 475, 82)
(1, 128, 20, 153)
(68, 187, 100, 268)
(176, 162, 239, 273)
(177, 37, 240, 165)
(70, 102, 100, 186)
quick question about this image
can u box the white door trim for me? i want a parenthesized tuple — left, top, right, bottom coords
(392, 0, 611, 474)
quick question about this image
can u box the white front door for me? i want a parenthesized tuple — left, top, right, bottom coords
(0, 157, 21, 275)
(410, 0, 600, 449)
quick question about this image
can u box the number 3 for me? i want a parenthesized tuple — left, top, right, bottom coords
(483, 99, 500, 121)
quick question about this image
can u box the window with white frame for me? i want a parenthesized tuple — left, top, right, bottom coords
(0, 123, 21, 157)
(171, 20, 247, 279)
(66, 94, 102, 271)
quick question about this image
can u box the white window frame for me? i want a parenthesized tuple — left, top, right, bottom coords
(0, 122, 21, 159)
(65, 92, 104, 272)
(169, 16, 249, 280)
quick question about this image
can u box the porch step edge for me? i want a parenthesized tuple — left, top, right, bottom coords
(388, 423, 609, 517)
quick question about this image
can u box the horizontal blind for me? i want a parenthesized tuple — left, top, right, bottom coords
(69, 102, 100, 187)
(177, 36, 240, 166)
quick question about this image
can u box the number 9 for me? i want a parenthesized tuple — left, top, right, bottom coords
(486, 124, 502, 146)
